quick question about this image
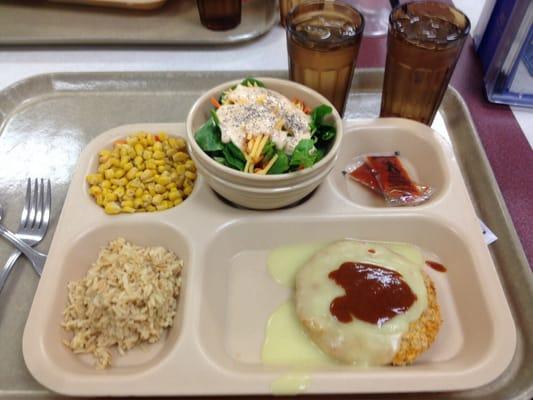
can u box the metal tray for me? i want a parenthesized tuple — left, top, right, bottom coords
(0, 0, 276, 46)
(0, 70, 530, 399)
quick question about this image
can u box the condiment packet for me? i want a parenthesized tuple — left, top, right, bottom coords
(343, 152, 433, 207)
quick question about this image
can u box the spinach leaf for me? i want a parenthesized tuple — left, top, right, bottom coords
(213, 156, 227, 166)
(309, 105, 332, 134)
(210, 109, 221, 127)
(314, 147, 326, 163)
(222, 141, 246, 171)
(262, 139, 276, 162)
(310, 104, 336, 142)
(195, 116, 223, 152)
(240, 77, 265, 88)
(268, 151, 289, 174)
(289, 139, 317, 169)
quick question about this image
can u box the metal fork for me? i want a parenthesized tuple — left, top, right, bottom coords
(0, 179, 51, 293)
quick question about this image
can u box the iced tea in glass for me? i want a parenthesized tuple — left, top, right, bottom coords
(380, 1, 470, 125)
(286, 0, 365, 116)
(197, 0, 241, 31)
(280, 0, 302, 27)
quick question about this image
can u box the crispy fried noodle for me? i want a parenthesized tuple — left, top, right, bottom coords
(61, 238, 182, 368)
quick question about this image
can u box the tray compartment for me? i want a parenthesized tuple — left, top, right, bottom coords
(331, 120, 450, 208)
(198, 214, 501, 379)
(37, 219, 191, 373)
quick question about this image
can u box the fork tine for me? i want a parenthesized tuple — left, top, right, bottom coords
(27, 178, 38, 229)
(41, 179, 52, 231)
(34, 178, 44, 229)
(20, 178, 31, 227)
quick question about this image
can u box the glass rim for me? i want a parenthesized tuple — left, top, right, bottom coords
(389, 0, 471, 41)
(286, 0, 365, 47)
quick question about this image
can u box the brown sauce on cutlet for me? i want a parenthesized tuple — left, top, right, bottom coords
(425, 260, 447, 272)
(328, 262, 417, 326)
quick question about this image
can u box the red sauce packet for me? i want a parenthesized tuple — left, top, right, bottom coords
(344, 154, 433, 206)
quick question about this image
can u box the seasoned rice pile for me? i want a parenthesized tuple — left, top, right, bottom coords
(62, 237, 183, 368)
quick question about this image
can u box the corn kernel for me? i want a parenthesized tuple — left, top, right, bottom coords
(126, 167, 138, 180)
(104, 202, 121, 215)
(114, 186, 125, 198)
(173, 152, 188, 162)
(153, 150, 165, 160)
(101, 180, 111, 189)
(153, 141, 163, 152)
(114, 168, 125, 179)
(175, 138, 186, 150)
(146, 160, 157, 170)
(142, 193, 152, 204)
(146, 205, 156, 212)
(104, 192, 118, 202)
(156, 203, 169, 211)
(86, 173, 103, 185)
(152, 194, 163, 204)
(133, 198, 144, 209)
(155, 175, 170, 186)
(185, 160, 196, 171)
(112, 178, 127, 187)
(168, 190, 180, 201)
(183, 186, 193, 196)
(140, 170, 153, 182)
(121, 200, 134, 208)
(142, 150, 152, 160)
(173, 198, 183, 206)
(89, 185, 102, 196)
(176, 165, 186, 175)
(122, 206, 136, 213)
(134, 156, 144, 167)
(134, 143, 144, 156)
(185, 171, 196, 180)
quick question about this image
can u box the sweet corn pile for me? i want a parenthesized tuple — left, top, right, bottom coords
(86, 132, 196, 214)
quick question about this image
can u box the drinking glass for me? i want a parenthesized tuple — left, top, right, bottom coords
(286, 0, 365, 116)
(380, 1, 470, 125)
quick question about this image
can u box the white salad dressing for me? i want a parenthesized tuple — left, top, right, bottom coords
(216, 84, 311, 155)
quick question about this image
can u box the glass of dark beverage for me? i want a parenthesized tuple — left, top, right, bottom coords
(197, 0, 241, 31)
(279, 0, 302, 28)
(380, 1, 470, 125)
(286, 0, 365, 116)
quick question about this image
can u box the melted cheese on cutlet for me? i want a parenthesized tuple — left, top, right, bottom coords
(295, 240, 428, 366)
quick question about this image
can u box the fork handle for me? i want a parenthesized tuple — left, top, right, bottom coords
(0, 225, 47, 273)
(0, 249, 22, 295)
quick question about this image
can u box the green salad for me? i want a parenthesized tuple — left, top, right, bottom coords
(194, 78, 336, 175)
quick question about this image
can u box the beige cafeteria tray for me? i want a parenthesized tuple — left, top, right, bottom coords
(22, 118, 517, 395)
(0, 70, 531, 399)
(0, 0, 276, 45)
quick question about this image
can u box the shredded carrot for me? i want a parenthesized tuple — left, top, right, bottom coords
(154, 135, 160, 142)
(113, 139, 127, 145)
(292, 98, 311, 114)
(210, 97, 222, 109)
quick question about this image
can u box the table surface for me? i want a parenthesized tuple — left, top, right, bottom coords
(0, 0, 531, 268)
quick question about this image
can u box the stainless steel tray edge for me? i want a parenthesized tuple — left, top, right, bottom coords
(0, 0, 276, 46)
(0, 69, 530, 399)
